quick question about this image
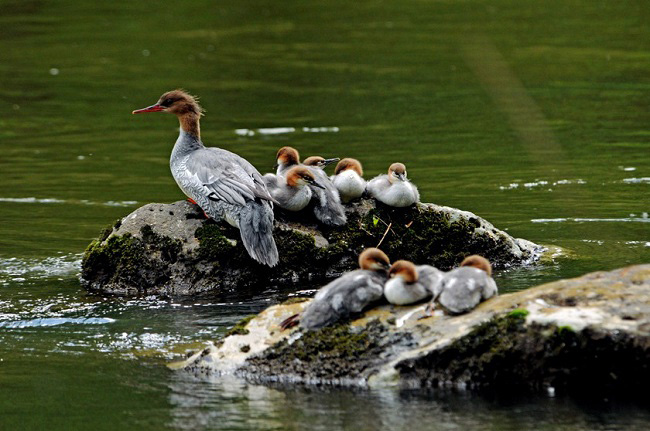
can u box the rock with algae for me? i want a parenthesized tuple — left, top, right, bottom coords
(80, 198, 543, 296)
(178, 264, 650, 394)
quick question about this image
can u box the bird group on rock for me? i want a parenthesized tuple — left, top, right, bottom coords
(281, 248, 498, 331)
(132, 90, 420, 267)
(132, 90, 496, 330)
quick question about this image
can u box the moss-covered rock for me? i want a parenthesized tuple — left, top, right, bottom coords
(179, 264, 650, 395)
(81, 199, 543, 296)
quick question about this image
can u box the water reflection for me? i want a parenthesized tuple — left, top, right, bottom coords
(167, 374, 650, 431)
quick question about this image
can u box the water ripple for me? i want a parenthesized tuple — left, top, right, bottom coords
(0, 254, 82, 284)
(622, 177, 650, 184)
(0, 197, 138, 207)
(235, 126, 339, 137)
(499, 179, 586, 190)
(0, 317, 115, 328)
(532, 216, 649, 223)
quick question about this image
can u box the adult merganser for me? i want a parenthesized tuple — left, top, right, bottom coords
(302, 155, 347, 226)
(263, 166, 324, 212)
(132, 90, 279, 267)
(432, 255, 498, 314)
(330, 158, 366, 203)
(280, 248, 390, 330)
(384, 260, 444, 305)
(367, 162, 420, 207)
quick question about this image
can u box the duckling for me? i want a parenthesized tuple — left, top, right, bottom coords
(274, 146, 301, 176)
(263, 166, 324, 212)
(280, 248, 390, 330)
(302, 156, 340, 169)
(303, 155, 347, 226)
(384, 260, 444, 305)
(331, 158, 366, 203)
(367, 162, 420, 207)
(432, 255, 498, 314)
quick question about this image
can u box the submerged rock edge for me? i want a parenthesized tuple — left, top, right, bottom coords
(182, 264, 650, 393)
(80, 199, 544, 297)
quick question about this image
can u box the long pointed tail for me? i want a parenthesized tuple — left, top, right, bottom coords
(239, 199, 279, 267)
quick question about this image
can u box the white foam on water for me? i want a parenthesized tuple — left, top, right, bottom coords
(235, 126, 339, 137)
(0, 197, 65, 204)
(0, 254, 82, 282)
(532, 217, 650, 223)
(0, 197, 138, 207)
(0, 317, 115, 329)
(500, 179, 586, 190)
(622, 177, 650, 184)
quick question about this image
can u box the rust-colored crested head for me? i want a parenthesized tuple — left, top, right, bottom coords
(334, 158, 363, 176)
(303, 156, 325, 166)
(157, 89, 204, 116)
(388, 260, 418, 283)
(358, 247, 391, 272)
(460, 255, 492, 276)
(286, 166, 317, 187)
(276, 146, 300, 166)
(132, 89, 204, 137)
(303, 156, 340, 168)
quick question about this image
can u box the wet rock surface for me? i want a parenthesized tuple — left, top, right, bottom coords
(80, 198, 543, 296)
(180, 264, 650, 394)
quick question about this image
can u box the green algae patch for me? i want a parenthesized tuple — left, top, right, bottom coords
(224, 314, 257, 337)
(241, 321, 401, 381)
(81, 225, 182, 295)
(277, 325, 371, 362)
(508, 308, 529, 319)
(325, 202, 528, 271)
(195, 223, 237, 261)
(273, 228, 322, 277)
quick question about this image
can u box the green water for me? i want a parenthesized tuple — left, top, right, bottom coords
(1, 0, 649, 429)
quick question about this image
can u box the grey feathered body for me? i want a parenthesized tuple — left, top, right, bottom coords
(276, 163, 346, 226)
(300, 269, 386, 330)
(263, 173, 313, 212)
(435, 267, 497, 314)
(383, 265, 443, 305)
(367, 174, 420, 207)
(331, 170, 366, 203)
(171, 130, 278, 266)
(306, 166, 347, 226)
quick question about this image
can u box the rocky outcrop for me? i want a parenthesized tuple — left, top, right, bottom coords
(177, 265, 650, 394)
(80, 198, 543, 296)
